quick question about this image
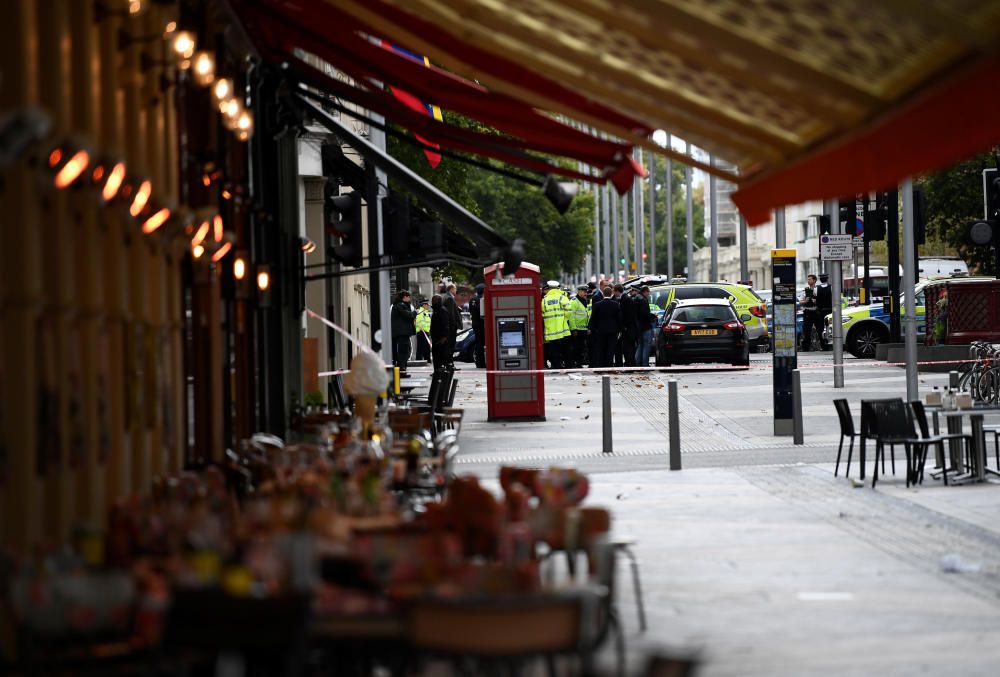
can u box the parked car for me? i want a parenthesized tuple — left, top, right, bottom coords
(650, 282, 769, 350)
(825, 285, 926, 358)
(454, 327, 476, 363)
(655, 299, 750, 367)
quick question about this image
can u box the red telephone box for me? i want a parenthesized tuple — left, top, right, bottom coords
(483, 262, 545, 421)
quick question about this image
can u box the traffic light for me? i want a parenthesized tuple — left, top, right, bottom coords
(864, 205, 886, 241)
(818, 215, 831, 235)
(382, 193, 445, 259)
(325, 182, 363, 267)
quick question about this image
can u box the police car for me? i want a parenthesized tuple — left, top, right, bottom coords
(824, 285, 926, 358)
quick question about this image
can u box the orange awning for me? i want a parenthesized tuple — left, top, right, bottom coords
(327, 0, 1000, 224)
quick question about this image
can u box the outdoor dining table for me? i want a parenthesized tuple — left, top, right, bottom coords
(938, 407, 1000, 484)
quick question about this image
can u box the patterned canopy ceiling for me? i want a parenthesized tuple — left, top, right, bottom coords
(330, 0, 1000, 223)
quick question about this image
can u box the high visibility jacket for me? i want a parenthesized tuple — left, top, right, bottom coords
(541, 289, 571, 342)
(414, 307, 431, 333)
(568, 296, 590, 331)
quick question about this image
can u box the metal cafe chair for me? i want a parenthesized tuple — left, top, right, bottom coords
(867, 398, 915, 488)
(909, 400, 973, 486)
(832, 399, 858, 477)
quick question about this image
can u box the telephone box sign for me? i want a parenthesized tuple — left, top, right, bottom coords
(483, 262, 545, 421)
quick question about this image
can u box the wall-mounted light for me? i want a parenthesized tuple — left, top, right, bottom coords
(234, 252, 247, 280)
(91, 159, 126, 202)
(47, 141, 91, 189)
(211, 240, 232, 263)
(191, 219, 210, 247)
(128, 0, 145, 15)
(163, 21, 177, 35)
(301, 237, 316, 254)
(213, 78, 232, 105)
(95, 0, 146, 22)
(256, 265, 271, 291)
(192, 51, 215, 87)
(171, 30, 196, 61)
(221, 99, 242, 130)
(128, 178, 152, 216)
(213, 214, 224, 243)
(235, 110, 253, 139)
(140, 204, 171, 234)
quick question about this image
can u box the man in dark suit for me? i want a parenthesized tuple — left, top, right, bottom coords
(588, 285, 622, 368)
(442, 283, 463, 365)
(616, 286, 639, 367)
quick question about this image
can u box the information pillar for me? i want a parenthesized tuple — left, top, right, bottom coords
(772, 249, 798, 435)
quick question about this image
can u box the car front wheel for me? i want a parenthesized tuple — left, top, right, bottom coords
(847, 324, 887, 359)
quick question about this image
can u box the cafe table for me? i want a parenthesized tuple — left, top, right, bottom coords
(938, 407, 1000, 484)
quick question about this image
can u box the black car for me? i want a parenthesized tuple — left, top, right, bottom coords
(655, 299, 750, 367)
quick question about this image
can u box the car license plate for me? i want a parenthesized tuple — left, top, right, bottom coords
(691, 329, 718, 336)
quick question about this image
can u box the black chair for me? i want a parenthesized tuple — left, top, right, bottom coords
(833, 399, 858, 477)
(910, 400, 973, 485)
(868, 399, 916, 488)
(982, 423, 1000, 472)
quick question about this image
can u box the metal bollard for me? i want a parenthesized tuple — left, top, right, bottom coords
(668, 379, 681, 470)
(792, 369, 804, 445)
(602, 375, 613, 454)
(949, 370, 960, 390)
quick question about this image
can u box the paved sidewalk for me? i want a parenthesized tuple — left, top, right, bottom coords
(440, 357, 1000, 675)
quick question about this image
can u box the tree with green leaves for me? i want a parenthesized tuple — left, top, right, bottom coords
(919, 148, 999, 275)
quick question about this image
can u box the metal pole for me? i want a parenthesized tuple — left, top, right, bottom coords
(668, 379, 681, 470)
(887, 189, 901, 342)
(831, 198, 845, 387)
(665, 134, 674, 279)
(792, 369, 804, 445)
(622, 182, 630, 278)
(685, 141, 694, 279)
(611, 190, 619, 282)
(739, 214, 749, 283)
(902, 178, 919, 401)
(592, 150, 600, 281)
(602, 184, 611, 279)
(602, 375, 613, 454)
(709, 155, 718, 281)
(649, 146, 656, 275)
(635, 148, 644, 275)
(369, 113, 393, 365)
(775, 207, 786, 248)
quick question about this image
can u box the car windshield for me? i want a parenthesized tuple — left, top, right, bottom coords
(671, 305, 735, 323)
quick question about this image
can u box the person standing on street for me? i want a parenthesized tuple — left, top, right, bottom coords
(815, 273, 833, 351)
(469, 283, 486, 368)
(541, 280, 571, 369)
(633, 285, 656, 367)
(616, 286, 638, 367)
(589, 285, 622, 368)
(390, 290, 417, 375)
(443, 283, 463, 366)
(414, 299, 432, 363)
(800, 274, 821, 351)
(568, 285, 591, 368)
(430, 294, 452, 372)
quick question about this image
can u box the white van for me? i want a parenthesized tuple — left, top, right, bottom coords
(918, 257, 968, 279)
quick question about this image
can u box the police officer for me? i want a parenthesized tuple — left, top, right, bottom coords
(469, 283, 486, 368)
(800, 274, 821, 351)
(815, 273, 833, 351)
(542, 280, 571, 369)
(414, 299, 432, 362)
(567, 284, 591, 368)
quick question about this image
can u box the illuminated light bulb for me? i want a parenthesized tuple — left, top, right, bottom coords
(192, 51, 215, 87)
(257, 270, 270, 291)
(92, 166, 105, 182)
(236, 129, 250, 142)
(236, 110, 252, 132)
(129, 179, 152, 216)
(191, 220, 211, 247)
(141, 206, 171, 234)
(213, 78, 231, 103)
(301, 239, 316, 253)
(128, 0, 144, 15)
(213, 214, 223, 242)
(211, 240, 232, 262)
(100, 162, 126, 202)
(221, 188, 232, 200)
(164, 21, 177, 35)
(171, 30, 195, 59)
(53, 150, 90, 189)
(234, 257, 246, 280)
(192, 244, 205, 259)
